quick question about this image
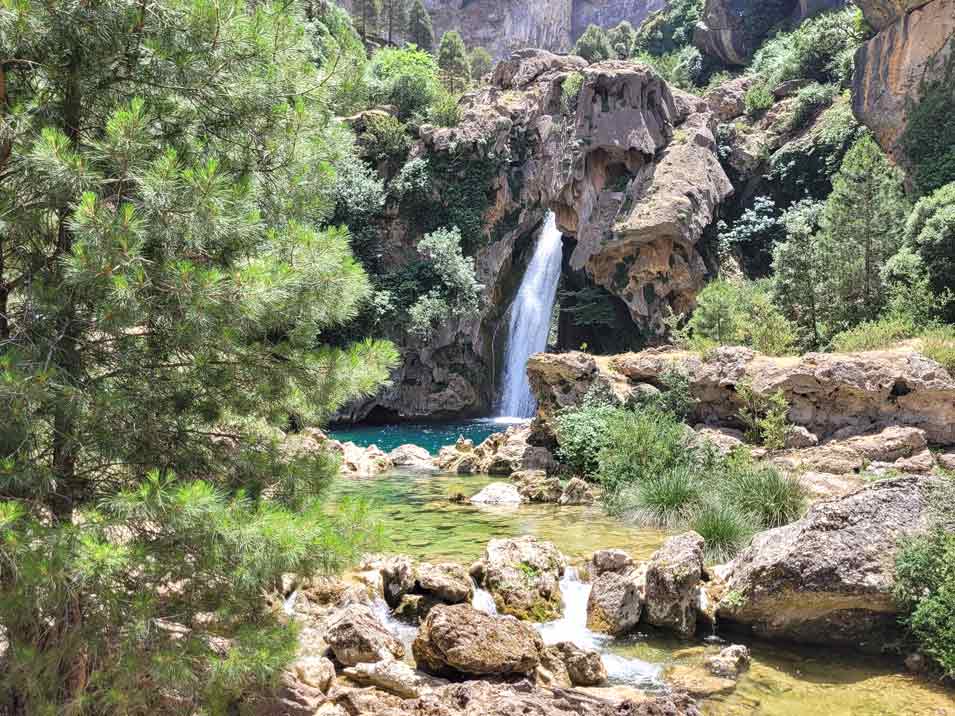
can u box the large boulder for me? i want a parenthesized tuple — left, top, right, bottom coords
(643, 532, 706, 638)
(472, 536, 566, 621)
(323, 604, 405, 666)
(853, 0, 955, 170)
(586, 570, 644, 635)
(381, 556, 473, 620)
(717, 477, 939, 649)
(343, 659, 446, 699)
(470, 482, 523, 505)
(412, 604, 544, 677)
(388, 444, 435, 471)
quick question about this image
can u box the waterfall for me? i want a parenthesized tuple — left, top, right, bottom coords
(498, 212, 563, 418)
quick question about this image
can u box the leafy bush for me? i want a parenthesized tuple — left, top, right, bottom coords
(554, 397, 620, 477)
(366, 46, 442, 118)
(561, 71, 585, 115)
(406, 227, 482, 336)
(634, 45, 705, 92)
(634, 0, 704, 55)
(640, 368, 697, 420)
(744, 83, 774, 118)
(361, 113, 412, 164)
(750, 8, 864, 88)
(895, 528, 955, 678)
(607, 20, 639, 59)
(574, 24, 614, 63)
(786, 82, 838, 132)
(906, 182, 955, 320)
(736, 381, 790, 450)
(428, 92, 463, 127)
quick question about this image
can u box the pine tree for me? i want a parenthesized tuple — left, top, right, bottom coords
(819, 134, 910, 326)
(772, 200, 828, 348)
(407, 0, 436, 52)
(438, 30, 471, 94)
(574, 24, 614, 63)
(381, 0, 411, 44)
(469, 46, 494, 81)
(353, 0, 383, 42)
(0, 1, 395, 712)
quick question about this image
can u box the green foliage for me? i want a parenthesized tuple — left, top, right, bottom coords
(921, 326, 955, 374)
(437, 31, 471, 94)
(607, 21, 639, 59)
(744, 82, 775, 118)
(366, 45, 442, 118)
(750, 8, 864, 88)
(718, 195, 785, 270)
(554, 389, 620, 477)
(0, 1, 396, 711)
(628, 465, 703, 527)
(900, 47, 955, 196)
(633, 45, 705, 92)
(574, 24, 615, 63)
(786, 82, 838, 132)
(561, 71, 585, 114)
(690, 501, 756, 563)
(406, 227, 482, 336)
(428, 91, 463, 127)
(680, 279, 796, 356)
(895, 525, 955, 678)
(641, 369, 698, 421)
(406, 0, 436, 52)
(721, 451, 807, 527)
(906, 182, 955, 321)
(559, 285, 616, 328)
(736, 382, 790, 450)
(381, 0, 411, 43)
(361, 112, 412, 164)
(469, 47, 494, 81)
(634, 0, 704, 55)
(307, 1, 370, 114)
(829, 316, 915, 353)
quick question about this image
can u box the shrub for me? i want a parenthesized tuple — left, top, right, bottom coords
(744, 83, 774, 118)
(554, 400, 620, 477)
(691, 501, 756, 563)
(750, 8, 864, 88)
(366, 46, 442, 118)
(906, 182, 955, 320)
(361, 113, 412, 164)
(786, 82, 838, 132)
(634, 0, 704, 55)
(428, 92, 463, 127)
(625, 466, 703, 527)
(469, 47, 494, 81)
(633, 45, 705, 92)
(597, 408, 695, 500)
(561, 71, 585, 115)
(720, 454, 807, 528)
(895, 528, 955, 678)
(640, 368, 697, 420)
(736, 381, 790, 450)
(574, 24, 614, 63)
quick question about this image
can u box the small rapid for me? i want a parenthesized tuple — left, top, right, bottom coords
(535, 569, 662, 687)
(498, 212, 563, 418)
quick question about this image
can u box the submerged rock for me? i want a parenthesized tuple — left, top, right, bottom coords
(704, 644, 751, 679)
(644, 532, 706, 638)
(514, 470, 564, 503)
(664, 664, 737, 698)
(472, 536, 566, 621)
(412, 603, 544, 677)
(559, 477, 595, 505)
(717, 477, 939, 649)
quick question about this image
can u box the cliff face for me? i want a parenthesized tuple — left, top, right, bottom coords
(571, 0, 667, 41)
(339, 51, 731, 421)
(424, 0, 574, 60)
(694, 0, 846, 65)
(852, 0, 955, 168)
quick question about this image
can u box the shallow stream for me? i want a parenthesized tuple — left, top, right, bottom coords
(328, 461, 954, 715)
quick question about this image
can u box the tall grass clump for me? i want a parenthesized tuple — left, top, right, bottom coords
(691, 501, 757, 563)
(623, 466, 704, 527)
(720, 453, 807, 528)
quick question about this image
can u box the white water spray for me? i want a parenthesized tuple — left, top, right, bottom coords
(498, 212, 563, 418)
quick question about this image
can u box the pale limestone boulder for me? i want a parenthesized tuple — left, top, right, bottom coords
(323, 604, 405, 666)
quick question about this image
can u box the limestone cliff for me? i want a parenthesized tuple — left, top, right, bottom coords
(852, 0, 955, 169)
(694, 0, 847, 65)
(572, 0, 667, 41)
(338, 51, 731, 421)
(527, 345, 955, 444)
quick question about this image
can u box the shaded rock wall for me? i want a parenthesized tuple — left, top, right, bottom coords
(852, 0, 955, 168)
(572, 0, 667, 41)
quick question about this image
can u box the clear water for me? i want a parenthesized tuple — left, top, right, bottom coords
(499, 212, 563, 418)
(328, 418, 522, 455)
(329, 467, 955, 715)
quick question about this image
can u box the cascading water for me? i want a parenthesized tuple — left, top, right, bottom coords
(498, 212, 564, 418)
